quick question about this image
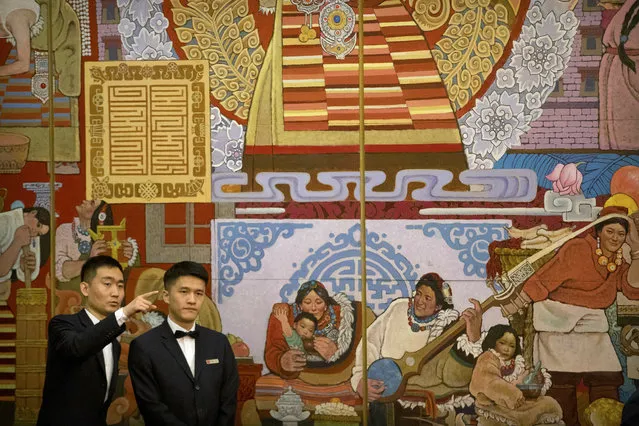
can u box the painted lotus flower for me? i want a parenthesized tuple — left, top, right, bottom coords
(546, 162, 583, 195)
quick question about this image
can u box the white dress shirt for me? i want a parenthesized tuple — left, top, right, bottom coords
(85, 308, 128, 402)
(167, 316, 196, 377)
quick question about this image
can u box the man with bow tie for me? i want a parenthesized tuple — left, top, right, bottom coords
(128, 261, 239, 426)
(37, 255, 158, 426)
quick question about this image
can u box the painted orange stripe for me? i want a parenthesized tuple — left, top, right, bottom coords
(284, 115, 329, 122)
(377, 25, 422, 38)
(326, 91, 405, 100)
(373, 5, 412, 18)
(406, 98, 452, 108)
(282, 64, 325, 77)
(386, 40, 431, 53)
(324, 68, 397, 79)
(325, 96, 406, 107)
(283, 102, 328, 111)
(402, 85, 449, 100)
(323, 54, 393, 65)
(283, 45, 324, 56)
(283, 88, 327, 103)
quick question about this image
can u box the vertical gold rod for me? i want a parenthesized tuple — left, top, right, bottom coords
(47, 1, 57, 317)
(357, 0, 368, 423)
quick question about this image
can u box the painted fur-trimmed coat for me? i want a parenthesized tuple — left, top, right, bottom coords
(469, 350, 562, 426)
(350, 298, 485, 406)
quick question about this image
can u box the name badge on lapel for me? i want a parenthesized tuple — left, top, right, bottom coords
(206, 358, 219, 365)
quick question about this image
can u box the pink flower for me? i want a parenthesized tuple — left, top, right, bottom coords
(546, 163, 584, 196)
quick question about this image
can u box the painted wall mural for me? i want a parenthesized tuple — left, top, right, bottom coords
(0, 0, 639, 425)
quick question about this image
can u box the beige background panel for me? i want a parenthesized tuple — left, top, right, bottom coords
(83, 60, 211, 204)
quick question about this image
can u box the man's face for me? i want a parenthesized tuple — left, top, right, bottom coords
(80, 266, 125, 319)
(23, 211, 49, 237)
(414, 285, 439, 317)
(163, 276, 206, 327)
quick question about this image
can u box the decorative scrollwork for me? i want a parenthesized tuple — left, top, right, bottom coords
(216, 221, 314, 298)
(433, 0, 510, 111)
(281, 224, 418, 313)
(408, 0, 450, 32)
(170, 0, 265, 120)
(409, 222, 509, 278)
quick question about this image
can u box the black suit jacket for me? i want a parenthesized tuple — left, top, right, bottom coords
(128, 321, 239, 426)
(623, 387, 639, 425)
(37, 310, 126, 426)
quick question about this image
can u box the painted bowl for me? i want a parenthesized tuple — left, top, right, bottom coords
(0, 133, 30, 173)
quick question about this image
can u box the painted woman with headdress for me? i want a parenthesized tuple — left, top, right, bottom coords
(350, 273, 486, 425)
(505, 205, 639, 425)
(264, 280, 361, 378)
(55, 200, 139, 308)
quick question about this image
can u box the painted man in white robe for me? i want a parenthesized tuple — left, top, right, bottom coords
(351, 273, 486, 426)
(0, 207, 50, 301)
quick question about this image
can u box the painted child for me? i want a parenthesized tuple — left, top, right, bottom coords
(469, 324, 563, 426)
(273, 306, 318, 355)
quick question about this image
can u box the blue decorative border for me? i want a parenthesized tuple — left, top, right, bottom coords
(216, 221, 313, 300)
(281, 224, 419, 312)
(407, 222, 509, 278)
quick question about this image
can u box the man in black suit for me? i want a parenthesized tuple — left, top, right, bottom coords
(37, 255, 158, 426)
(128, 261, 239, 426)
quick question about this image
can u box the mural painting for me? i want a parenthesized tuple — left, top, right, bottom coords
(0, 0, 638, 425)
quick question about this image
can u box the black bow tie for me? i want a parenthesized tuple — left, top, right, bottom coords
(174, 329, 199, 339)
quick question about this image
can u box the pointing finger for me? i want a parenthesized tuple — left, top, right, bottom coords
(140, 290, 160, 300)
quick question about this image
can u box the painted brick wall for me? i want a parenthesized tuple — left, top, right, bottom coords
(517, 1, 602, 150)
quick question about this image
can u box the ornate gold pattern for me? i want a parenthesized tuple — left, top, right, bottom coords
(408, 0, 450, 31)
(16, 289, 47, 306)
(84, 61, 211, 203)
(170, 0, 265, 120)
(433, 0, 510, 111)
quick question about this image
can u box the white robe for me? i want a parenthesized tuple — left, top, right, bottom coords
(350, 298, 483, 394)
(0, 208, 40, 283)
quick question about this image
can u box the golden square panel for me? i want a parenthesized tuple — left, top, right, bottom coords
(84, 60, 211, 203)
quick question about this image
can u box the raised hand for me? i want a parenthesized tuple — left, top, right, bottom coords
(89, 239, 108, 258)
(122, 291, 159, 318)
(273, 306, 288, 323)
(461, 298, 483, 342)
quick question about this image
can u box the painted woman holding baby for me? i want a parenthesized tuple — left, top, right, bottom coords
(264, 280, 363, 379)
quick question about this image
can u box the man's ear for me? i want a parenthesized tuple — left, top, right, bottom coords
(80, 281, 90, 297)
(162, 289, 170, 304)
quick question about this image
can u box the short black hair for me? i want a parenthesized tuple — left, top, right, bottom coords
(595, 217, 629, 235)
(23, 207, 51, 228)
(415, 272, 453, 310)
(163, 261, 208, 290)
(294, 312, 318, 329)
(482, 324, 522, 356)
(81, 255, 123, 283)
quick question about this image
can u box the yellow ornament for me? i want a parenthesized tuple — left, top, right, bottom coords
(604, 193, 638, 216)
